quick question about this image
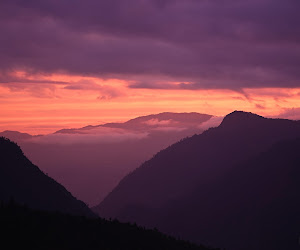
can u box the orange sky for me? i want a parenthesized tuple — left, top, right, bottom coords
(1, 0, 300, 135)
(1, 72, 300, 135)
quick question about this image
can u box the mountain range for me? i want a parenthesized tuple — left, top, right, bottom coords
(0, 112, 218, 205)
(55, 112, 213, 133)
(94, 111, 300, 250)
(0, 136, 215, 250)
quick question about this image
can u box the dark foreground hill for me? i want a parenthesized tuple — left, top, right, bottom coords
(0, 137, 94, 217)
(95, 111, 300, 250)
(0, 202, 216, 250)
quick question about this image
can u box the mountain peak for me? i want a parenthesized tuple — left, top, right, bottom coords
(220, 111, 266, 127)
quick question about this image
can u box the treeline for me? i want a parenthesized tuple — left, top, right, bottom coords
(0, 201, 217, 250)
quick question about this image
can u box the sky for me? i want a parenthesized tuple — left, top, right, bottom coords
(1, 0, 300, 134)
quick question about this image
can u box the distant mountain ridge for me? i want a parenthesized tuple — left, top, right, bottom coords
(0, 112, 216, 206)
(55, 112, 213, 134)
(0, 130, 35, 141)
(94, 111, 300, 250)
(0, 137, 95, 217)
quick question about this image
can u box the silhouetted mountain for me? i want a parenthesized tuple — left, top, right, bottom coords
(94, 111, 300, 250)
(0, 202, 216, 250)
(0, 130, 34, 141)
(1, 112, 217, 206)
(0, 137, 95, 217)
(55, 112, 213, 133)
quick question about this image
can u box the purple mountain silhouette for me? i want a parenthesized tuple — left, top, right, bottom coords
(0, 137, 95, 217)
(55, 112, 213, 133)
(94, 111, 300, 250)
(0, 112, 216, 206)
(0, 130, 35, 141)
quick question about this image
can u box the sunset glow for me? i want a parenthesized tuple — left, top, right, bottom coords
(1, 0, 300, 134)
(0, 71, 299, 134)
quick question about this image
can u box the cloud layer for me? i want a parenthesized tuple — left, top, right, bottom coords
(29, 129, 148, 144)
(1, 0, 300, 89)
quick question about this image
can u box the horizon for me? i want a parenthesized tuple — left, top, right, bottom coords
(1, 107, 299, 135)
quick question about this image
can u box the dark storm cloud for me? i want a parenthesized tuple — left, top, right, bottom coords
(0, 71, 68, 85)
(1, 0, 300, 89)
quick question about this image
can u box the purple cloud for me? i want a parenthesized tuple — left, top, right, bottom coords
(0, 0, 300, 89)
(63, 79, 124, 99)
